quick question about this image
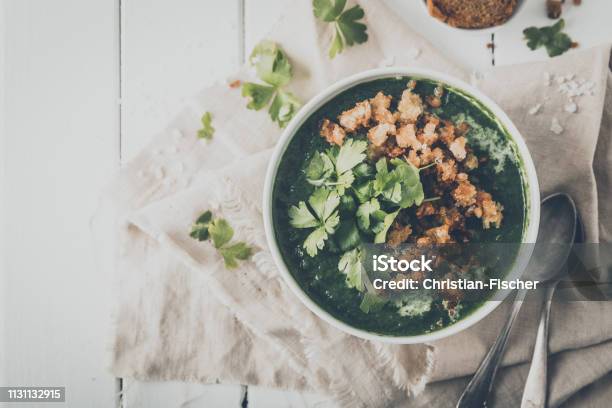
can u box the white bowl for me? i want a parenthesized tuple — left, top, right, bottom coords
(417, 0, 531, 36)
(263, 68, 540, 344)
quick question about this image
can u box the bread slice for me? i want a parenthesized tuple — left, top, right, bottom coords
(427, 0, 518, 29)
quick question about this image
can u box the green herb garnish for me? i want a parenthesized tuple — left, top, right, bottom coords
(197, 112, 215, 140)
(291, 137, 429, 257)
(313, 0, 368, 59)
(289, 188, 341, 257)
(373, 158, 425, 209)
(241, 41, 301, 128)
(190, 211, 253, 269)
(338, 248, 364, 291)
(305, 139, 367, 194)
(523, 19, 574, 57)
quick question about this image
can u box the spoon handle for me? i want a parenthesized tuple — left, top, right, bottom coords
(520, 283, 558, 408)
(456, 289, 527, 408)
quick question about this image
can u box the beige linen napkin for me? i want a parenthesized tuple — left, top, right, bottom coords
(97, 1, 612, 406)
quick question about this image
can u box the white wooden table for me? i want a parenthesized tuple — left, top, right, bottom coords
(2, 1, 611, 407)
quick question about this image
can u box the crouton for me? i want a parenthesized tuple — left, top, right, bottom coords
(368, 123, 396, 147)
(452, 180, 478, 207)
(397, 89, 424, 123)
(320, 119, 346, 146)
(370, 92, 396, 125)
(339, 101, 372, 132)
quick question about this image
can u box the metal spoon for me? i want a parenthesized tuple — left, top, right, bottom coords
(456, 193, 577, 408)
(521, 193, 578, 408)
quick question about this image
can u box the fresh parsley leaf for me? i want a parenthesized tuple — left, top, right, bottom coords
(269, 90, 302, 128)
(337, 5, 368, 47)
(289, 188, 341, 257)
(334, 219, 360, 252)
(338, 248, 364, 291)
(304, 227, 329, 257)
(329, 25, 345, 59)
(339, 194, 356, 213)
(373, 158, 391, 193)
(189, 211, 253, 269)
(288, 202, 320, 228)
(353, 180, 375, 203)
(360, 292, 387, 313)
(190, 210, 213, 241)
(313, 0, 346, 22)
(242, 41, 301, 127)
(353, 162, 374, 179)
(336, 139, 368, 174)
(241, 83, 276, 110)
(389, 158, 424, 208)
(305, 138, 366, 194)
(219, 242, 253, 269)
(309, 188, 340, 232)
(356, 198, 380, 231)
(249, 41, 293, 87)
(335, 171, 355, 195)
(373, 158, 424, 209)
(305, 152, 335, 186)
(523, 19, 574, 57)
(312, 0, 368, 58)
(374, 210, 399, 244)
(197, 112, 215, 140)
(208, 218, 234, 249)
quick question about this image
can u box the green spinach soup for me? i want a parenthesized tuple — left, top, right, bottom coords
(272, 76, 527, 337)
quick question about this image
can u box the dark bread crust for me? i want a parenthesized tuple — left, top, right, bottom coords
(427, 0, 518, 29)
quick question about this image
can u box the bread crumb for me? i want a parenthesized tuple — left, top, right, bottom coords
(550, 117, 564, 134)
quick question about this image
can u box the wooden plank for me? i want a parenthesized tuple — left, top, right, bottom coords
(494, 0, 612, 66)
(120, 0, 243, 161)
(122, 380, 243, 408)
(2, 0, 120, 406)
(244, 0, 286, 56)
(242, 1, 334, 406)
(120, 1, 244, 405)
(0, 0, 7, 390)
(247, 387, 338, 408)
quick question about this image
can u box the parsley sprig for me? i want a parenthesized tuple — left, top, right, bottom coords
(290, 137, 427, 259)
(304, 139, 368, 194)
(241, 41, 301, 128)
(523, 19, 575, 57)
(287, 137, 431, 313)
(197, 112, 215, 140)
(338, 248, 364, 291)
(289, 188, 340, 257)
(313, 0, 368, 58)
(190, 211, 253, 269)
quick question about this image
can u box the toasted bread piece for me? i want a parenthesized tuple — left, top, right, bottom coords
(427, 0, 518, 29)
